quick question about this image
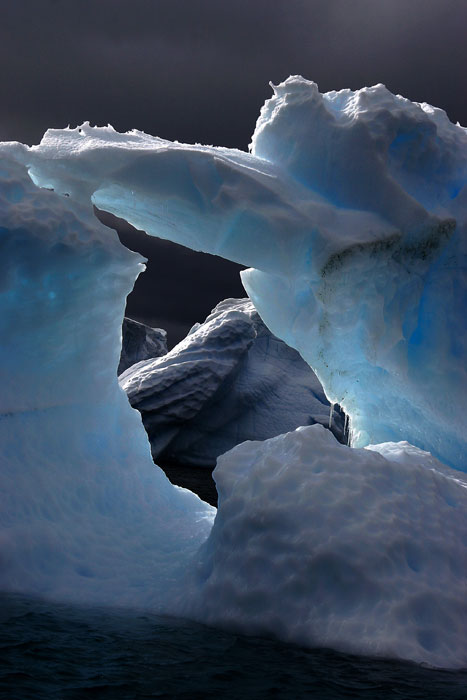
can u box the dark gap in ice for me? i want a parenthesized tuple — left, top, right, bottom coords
(93, 209, 348, 508)
(95, 207, 247, 507)
(95, 208, 246, 349)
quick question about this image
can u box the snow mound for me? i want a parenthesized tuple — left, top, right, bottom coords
(183, 425, 467, 668)
(120, 298, 344, 466)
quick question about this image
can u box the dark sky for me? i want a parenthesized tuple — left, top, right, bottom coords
(2, 0, 466, 345)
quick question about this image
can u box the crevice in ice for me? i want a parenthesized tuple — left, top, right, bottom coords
(344, 413, 350, 445)
(328, 403, 334, 429)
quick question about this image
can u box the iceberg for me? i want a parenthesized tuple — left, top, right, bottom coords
(10, 77, 465, 470)
(120, 298, 344, 467)
(0, 78, 466, 667)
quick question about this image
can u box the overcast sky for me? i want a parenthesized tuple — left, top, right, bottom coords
(2, 0, 466, 344)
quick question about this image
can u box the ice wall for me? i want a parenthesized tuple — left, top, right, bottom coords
(245, 79, 467, 470)
(0, 146, 214, 606)
(13, 78, 466, 470)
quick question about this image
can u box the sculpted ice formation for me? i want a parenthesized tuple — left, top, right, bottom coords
(118, 317, 167, 375)
(120, 298, 344, 466)
(0, 147, 214, 607)
(0, 78, 466, 668)
(12, 77, 466, 470)
(183, 425, 467, 668)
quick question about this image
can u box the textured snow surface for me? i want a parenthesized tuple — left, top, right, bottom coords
(120, 298, 344, 466)
(118, 317, 167, 375)
(14, 77, 466, 470)
(182, 425, 467, 668)
(1, 78, 466, 668)
(0, 149, 214, 607)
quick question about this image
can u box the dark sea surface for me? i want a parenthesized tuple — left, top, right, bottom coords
(1, 595, 466, 700)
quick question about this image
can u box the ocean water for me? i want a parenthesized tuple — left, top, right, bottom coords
(0, 595, 465, 699)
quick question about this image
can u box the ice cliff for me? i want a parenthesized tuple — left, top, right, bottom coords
(0, 78, 466, 668)
(120, 298, 345, 466)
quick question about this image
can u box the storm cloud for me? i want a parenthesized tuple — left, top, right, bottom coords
(2, 0, 466, 147)
(2, 0, 465, 344)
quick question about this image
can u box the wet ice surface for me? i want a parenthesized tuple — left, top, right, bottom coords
(1, 595, 466, 700)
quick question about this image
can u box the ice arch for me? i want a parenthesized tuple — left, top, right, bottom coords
(1, 78, 466, 668)
(11, 77, 466, 470)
